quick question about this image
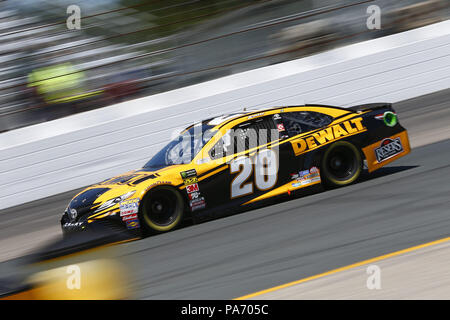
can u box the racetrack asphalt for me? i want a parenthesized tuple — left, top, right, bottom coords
(0, 88, 449, 299)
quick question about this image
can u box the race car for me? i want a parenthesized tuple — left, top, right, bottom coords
(61, 103, 410, 236)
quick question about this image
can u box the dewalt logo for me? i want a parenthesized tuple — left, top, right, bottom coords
(290, 117, 366, 156)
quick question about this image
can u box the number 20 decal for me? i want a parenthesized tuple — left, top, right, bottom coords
(230, 149, 278, 199)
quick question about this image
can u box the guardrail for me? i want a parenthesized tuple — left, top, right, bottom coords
(1, 20, 449, 210)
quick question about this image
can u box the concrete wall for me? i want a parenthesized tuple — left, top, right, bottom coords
(1, 20, 449, 210)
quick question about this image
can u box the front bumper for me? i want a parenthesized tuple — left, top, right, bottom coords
(61, 221, 87, 233)
(61, 215, 89, 234)
(61, 214, 141, 238)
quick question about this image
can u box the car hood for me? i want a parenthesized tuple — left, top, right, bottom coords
(66, 167, 183, 221)
(67, 187, 112, 219)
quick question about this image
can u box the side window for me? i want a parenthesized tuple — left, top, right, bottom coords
(281, 111, 333, 137)
(209, 116, 278, 159)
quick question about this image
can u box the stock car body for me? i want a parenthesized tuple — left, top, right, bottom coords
(61, 103, 410, 236)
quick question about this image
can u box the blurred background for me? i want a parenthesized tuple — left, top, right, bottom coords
(0, 0, 448, 132)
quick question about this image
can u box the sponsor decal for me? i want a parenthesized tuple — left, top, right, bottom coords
(122, 213, 138, 221)
(188, 192, 200, 200)
(93, 190, 136, 213)
(290, 170, 308, 180)
(120, 198, 139, 216)
(63, 222, 84, 228)
(291, 167, 321, 188)
(290, 117, 366, 156)
(247, 112, 264, 119)
(273, 113, 281, 120)
(186, 183, 199, 193)
(299, 170, 310, 177)
(180, 169, 197, 179)
(125, 219, 140, 229)
(181, 169, 207, 211)
(374, 137, 403, 163)
(189, 197, 206, 211)
(183, 177, 198, 186)
(277, 123, 285, 132)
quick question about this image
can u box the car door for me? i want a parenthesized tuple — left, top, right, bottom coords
(196, 114, 292, 212)
(279, 110, 334, 185)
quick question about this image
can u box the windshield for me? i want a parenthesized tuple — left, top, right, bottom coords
(143, 123, 215, 170)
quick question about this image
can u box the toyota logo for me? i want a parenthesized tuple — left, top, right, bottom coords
(69, 208, 77, 220)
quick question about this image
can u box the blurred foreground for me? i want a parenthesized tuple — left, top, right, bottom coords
(0, 227, 138, 300)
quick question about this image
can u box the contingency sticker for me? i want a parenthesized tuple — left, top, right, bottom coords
(122, 213, 138, 221)
(125, 219, 140, 229)
(180, 169, 197, 179)
(272, 113, 289, 139)
(291, 167, 321, 188)
(189, 197, 206, 211)
(186, 183, 199, 194)
(188, 191, 201, 200)
(180, 169, 206, 212)
(183, 177, 198, 186)
(120, 198, 139, 217)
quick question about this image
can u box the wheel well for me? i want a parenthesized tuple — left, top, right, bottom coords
(312, 140, 363, 169)
(140, 185, 188, 216)
(139, 185, 189, 235)
(323, 140, 365, 160)
(320, 140, 363, 187)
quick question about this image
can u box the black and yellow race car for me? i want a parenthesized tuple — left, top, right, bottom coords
(61, 103, 410, 237)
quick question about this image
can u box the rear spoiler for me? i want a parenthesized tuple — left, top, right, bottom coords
(348, 103, 393, 113)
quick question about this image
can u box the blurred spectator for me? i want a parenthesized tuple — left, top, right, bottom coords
(384, 0, 445, 34)
(28, 63, 83, 104)
(102, 67, 152, 104)
(26, 62, 101, 120)
(268, 18, 336, 62)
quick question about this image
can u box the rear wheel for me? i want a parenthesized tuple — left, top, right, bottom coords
(140, 186, 184, 235)
(321, 141, 362, 187)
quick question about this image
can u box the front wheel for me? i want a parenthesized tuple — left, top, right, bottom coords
(140, 186, 184, 236)
(321, 141, 362, 188)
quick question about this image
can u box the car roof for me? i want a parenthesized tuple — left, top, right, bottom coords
(180, 104, 353, 134)
(205, 104, 353, 129)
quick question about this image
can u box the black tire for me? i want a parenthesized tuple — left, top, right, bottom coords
(140, 186, 184, 235)
(321, 141, 362, 188)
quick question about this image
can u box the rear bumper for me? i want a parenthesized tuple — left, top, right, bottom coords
(362, 130, 411, 173)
